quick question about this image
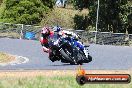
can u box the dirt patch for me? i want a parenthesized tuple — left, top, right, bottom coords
(0, 52, 29, 66)
(0, 52, 16, 63)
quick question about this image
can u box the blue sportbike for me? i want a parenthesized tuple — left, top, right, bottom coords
(48, 33, 92, 65)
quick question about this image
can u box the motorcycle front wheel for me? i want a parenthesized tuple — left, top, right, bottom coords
(59, 43, 77, 65)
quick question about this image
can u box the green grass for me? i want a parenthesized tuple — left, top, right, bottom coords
(0, 75, 131, 88)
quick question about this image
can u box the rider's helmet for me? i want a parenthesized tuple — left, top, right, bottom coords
(53, 25, 61, 32)
(41, 26, 50, 34)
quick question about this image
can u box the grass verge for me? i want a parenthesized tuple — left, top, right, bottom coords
(0, 70, 131, 88)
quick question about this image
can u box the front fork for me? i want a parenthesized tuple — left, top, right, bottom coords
(74, 41, 89, 58)
(83, 46, 89, 58)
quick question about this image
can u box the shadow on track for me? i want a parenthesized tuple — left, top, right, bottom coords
(50, 64, 78, 66)
(49, 63, 87, 66)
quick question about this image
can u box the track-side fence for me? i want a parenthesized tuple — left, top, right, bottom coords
(0, 22, 132, 46)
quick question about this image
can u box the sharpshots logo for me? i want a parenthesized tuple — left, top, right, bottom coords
(76, 66, 131, 85)
(76, 74, 131, 85)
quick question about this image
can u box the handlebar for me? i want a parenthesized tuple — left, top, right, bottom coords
(65, 33, 72, 36)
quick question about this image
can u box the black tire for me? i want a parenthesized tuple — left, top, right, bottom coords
(49, 56, 55, 62)
(61, 59, 69, 63)
(60, 48, 76, 64)
(76, 50, 92, 64)
(76, 50, 86, 64)
(60, 43, 77, 64)
(49, 45, 60, 62)
(88, 55, 92, 62)
(77, 62, 83, 65)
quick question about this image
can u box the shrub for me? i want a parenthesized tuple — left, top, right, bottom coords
(0, 0, 54, 25)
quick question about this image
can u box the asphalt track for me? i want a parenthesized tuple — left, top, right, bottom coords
(0, 38, 132, 70)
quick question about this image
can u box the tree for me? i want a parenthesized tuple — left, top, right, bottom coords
(74, 14, 89, 30)
(0, 0, 54, 25)
(41, 0, 55, 8)
(73, 0, 90, 10)
(0, 0, 2, 4)
(73, 0, 131, 33)
(72, 0, 95, 30)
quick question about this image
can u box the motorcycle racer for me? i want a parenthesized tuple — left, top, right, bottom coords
(40, 25, 89, 58)
(52, 26, 89, 58)
(40, 26, 53, 53)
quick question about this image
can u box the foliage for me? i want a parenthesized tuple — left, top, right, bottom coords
(73, 14, 89, 30)
(41, 7, 78, 28)
(89, 0, 131, 33)
(41, 0, 55, 8)
(72, 0, 91, 30)
(66, 0, 74, 4)
(0, 0, 2, 4)
(72, 0, 90, 10)
(72, 0, 132, 33)
(0, 0, 54, 25)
